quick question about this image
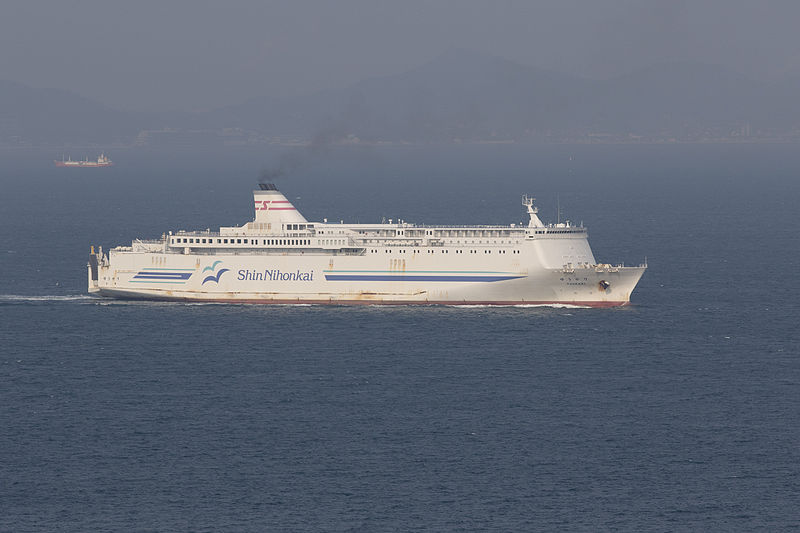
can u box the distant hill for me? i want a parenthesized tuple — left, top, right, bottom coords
(3, 50, 800, 146)
(210, 49, 592, 140)
(0, 80, 145, 145)
(207, 50, 799, 141)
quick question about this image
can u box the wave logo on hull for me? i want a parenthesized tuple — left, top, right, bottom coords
(201, 260, 230, 285)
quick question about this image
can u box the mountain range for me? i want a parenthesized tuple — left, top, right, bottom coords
(2, 49, 799, 146)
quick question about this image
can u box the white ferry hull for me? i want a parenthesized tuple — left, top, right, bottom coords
(88, 185, 646, 307)
(90, 251, 645, 307)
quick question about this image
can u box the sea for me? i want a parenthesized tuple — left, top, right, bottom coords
(1, 143, 798, 531)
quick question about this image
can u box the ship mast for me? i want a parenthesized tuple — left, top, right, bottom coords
(522, 195, 545, 228)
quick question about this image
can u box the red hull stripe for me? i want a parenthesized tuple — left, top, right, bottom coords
(54, 162, 113, 167)
(97, 295, 630, 308)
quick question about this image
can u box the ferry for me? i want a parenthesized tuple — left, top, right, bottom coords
(55, 154, 112, 167)
(88, 184, 646, 306)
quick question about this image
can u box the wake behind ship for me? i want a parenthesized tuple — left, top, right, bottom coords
(88, 184, 646, 306)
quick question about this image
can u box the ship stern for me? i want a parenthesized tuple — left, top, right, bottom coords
(87, 246, 101, 294)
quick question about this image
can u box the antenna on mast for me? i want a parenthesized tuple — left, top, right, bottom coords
(556, 194, 561, 225)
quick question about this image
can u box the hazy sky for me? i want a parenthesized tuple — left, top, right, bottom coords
(3, 0, 800, 111)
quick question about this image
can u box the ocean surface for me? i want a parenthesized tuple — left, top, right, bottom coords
(1, 144, 798, 531)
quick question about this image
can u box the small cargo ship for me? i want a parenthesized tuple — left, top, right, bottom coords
(55, 153, 113, 167)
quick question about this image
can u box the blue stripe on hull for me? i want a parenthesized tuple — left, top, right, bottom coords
(140, 268, 195, 271)
(133, 273, 193, 280)
(129, 280, 190, 284)
(324, 275, 524, 282)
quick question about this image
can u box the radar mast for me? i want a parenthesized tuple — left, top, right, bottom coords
(522, 195, 545, 228)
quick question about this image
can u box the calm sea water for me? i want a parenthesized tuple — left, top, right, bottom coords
(1, 144, 798, 531)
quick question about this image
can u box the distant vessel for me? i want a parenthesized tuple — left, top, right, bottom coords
(88, 184, 646, 306)
(55, 154, 113, 167)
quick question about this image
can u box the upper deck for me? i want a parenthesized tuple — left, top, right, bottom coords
(106, 220, 589, 261)
(115, 184, 589, 257)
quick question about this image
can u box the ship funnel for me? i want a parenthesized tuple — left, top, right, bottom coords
(252, 184, 307, 227)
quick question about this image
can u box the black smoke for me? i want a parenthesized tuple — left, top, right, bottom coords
(259, 128, 349, 183)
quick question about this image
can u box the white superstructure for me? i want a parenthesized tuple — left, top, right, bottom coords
(88, 184, 646, 306)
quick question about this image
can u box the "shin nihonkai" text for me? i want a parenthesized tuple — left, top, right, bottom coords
(237, 269, 314, 282)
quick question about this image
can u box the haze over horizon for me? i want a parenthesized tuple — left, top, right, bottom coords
(2, 4, 800, 531)
(3, 0, 800, 112)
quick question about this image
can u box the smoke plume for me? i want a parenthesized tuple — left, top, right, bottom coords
(259, 128, 350, 183)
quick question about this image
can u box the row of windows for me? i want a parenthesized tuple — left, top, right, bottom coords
(173, 237, 311, 246)
(370, 248, 522, 254)
(171, 237, 523, 254)
(363, 239, 519, 245)
(418, 229, 524, 237)
(176, 232, 573, 246)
